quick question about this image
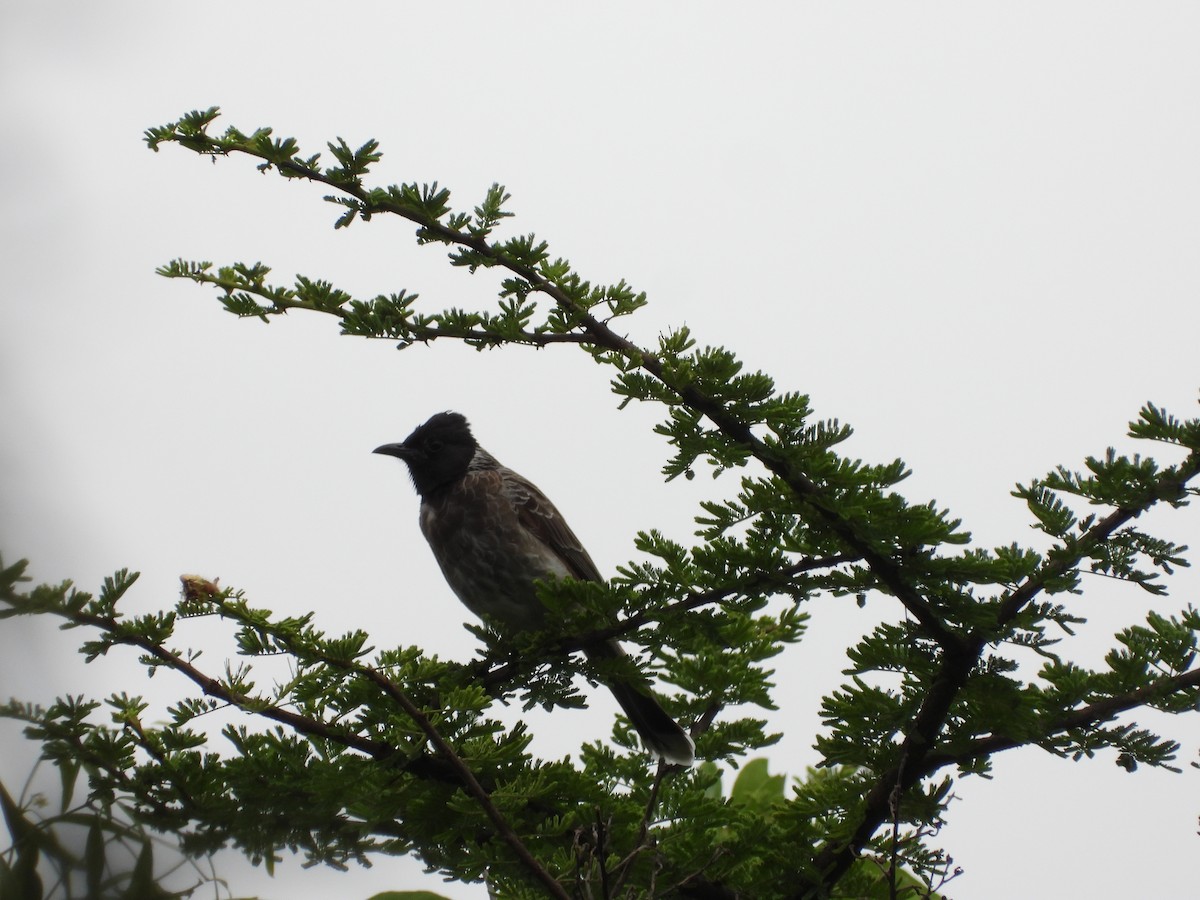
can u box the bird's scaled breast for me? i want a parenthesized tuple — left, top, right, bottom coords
(418, 474, 569, 630)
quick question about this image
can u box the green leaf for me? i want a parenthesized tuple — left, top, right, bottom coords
(729, 758, 786, 808)
(57, 757, 81, 814)
(0, 782, 37, 856)
(86, 818, 105, 896)
(122, 839, 163, 900)
(0, 784, 43, 900)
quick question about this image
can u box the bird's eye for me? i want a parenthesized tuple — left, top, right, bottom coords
(426, 439, 443, 453)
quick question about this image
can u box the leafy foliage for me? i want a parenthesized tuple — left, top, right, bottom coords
(2, 108, 1198, 898)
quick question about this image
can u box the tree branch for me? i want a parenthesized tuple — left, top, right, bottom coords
(161, 268, 595, 348)
(67, 609, 399, 760)
(997, 500, 1184, 632)
(797, 449, 1200, 896)
(43, 603, 572, 900)
(920, 664, 1200, 776)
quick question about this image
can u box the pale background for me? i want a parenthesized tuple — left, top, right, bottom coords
(2, 3, 1199, 898)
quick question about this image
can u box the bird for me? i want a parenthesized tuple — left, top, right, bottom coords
(374, 411, 694, 766)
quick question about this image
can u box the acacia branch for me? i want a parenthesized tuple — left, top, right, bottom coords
(163, 270, 594, 348)
(40, 603, 571, 900)
(587, 552, 859, 647)
(994, 453, 1199, 632)
(318, 659, 570, 899)
(920, 664, 1200, 775)
(797, 450, 1200, 896)
(65, 609, 399, 760)
(272, 294, 597, 347)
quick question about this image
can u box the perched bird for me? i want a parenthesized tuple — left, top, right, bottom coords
(374, 411, 694, 766)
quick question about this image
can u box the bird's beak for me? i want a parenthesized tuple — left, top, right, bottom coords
(373, 443, 412, 460)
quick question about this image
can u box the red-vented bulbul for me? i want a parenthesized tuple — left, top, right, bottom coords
(374, 411, 694, 766)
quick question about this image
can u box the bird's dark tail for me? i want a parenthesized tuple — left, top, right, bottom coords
(588, 641, 695, 767)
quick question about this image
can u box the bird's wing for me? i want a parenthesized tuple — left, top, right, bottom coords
(501, 468, 605, 583)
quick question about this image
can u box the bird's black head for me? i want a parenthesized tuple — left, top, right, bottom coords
(373, 411, 478, 498)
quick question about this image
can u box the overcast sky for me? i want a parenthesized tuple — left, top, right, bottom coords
(3, 3, 1199, 898)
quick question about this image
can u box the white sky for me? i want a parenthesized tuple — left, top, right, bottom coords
(2, 3, 1199, 898)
